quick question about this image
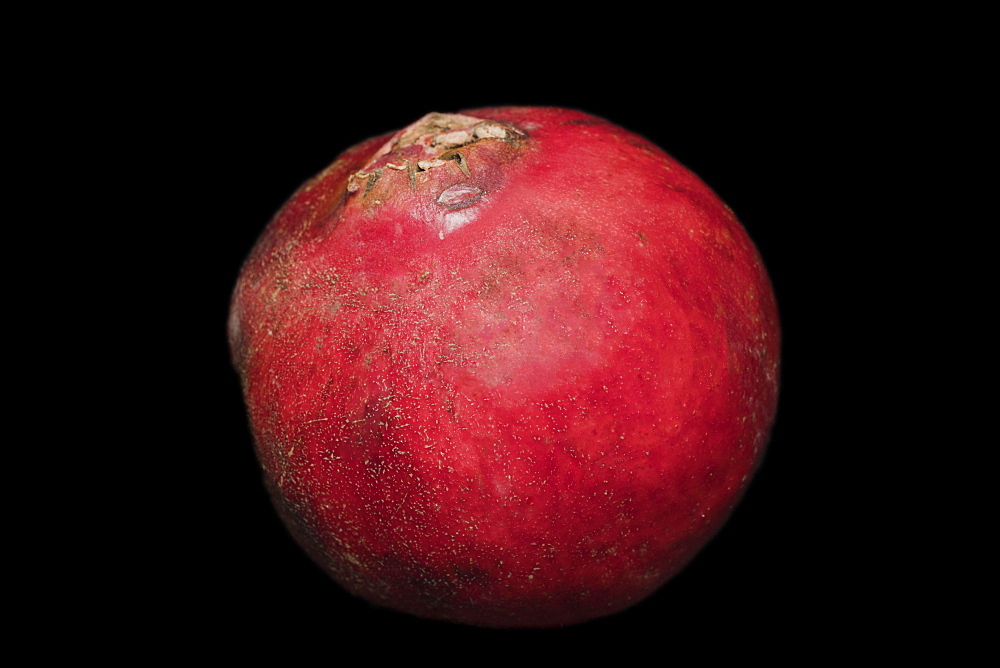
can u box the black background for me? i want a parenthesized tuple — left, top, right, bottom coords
(103, 29, 925, 659)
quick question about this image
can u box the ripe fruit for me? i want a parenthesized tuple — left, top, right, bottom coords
(228, 106, 779, 628)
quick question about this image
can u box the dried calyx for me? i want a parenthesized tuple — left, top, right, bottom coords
(348, 113, 525, 194)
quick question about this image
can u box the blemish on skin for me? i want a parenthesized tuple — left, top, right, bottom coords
(436, 184, 485, 238)
(437, 184, 484, 210)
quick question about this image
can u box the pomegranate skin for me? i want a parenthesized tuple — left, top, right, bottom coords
(228, 106, 779, 628)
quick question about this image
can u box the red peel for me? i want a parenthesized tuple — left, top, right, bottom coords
(229, 106, 780, 628)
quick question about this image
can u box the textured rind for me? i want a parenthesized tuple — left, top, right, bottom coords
(229, 106, 780, 628)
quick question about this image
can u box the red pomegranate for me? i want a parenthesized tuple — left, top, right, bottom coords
(228, 106, 779, 628)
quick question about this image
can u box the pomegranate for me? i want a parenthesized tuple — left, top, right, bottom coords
(228, 106, 779, 628)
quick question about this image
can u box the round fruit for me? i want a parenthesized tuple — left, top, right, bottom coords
(228, 106, 780, 628)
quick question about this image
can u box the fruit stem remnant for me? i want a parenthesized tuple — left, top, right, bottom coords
(346, 113, 525, 194)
